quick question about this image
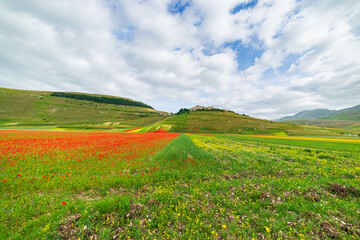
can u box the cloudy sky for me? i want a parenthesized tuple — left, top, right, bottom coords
(1, 0, 359, 119)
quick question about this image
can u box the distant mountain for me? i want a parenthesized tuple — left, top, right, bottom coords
(279, 109, 336, 121)
(278, 104, 360, 132)
(279, 104, 360, 121)
(324, 104, 360, 120)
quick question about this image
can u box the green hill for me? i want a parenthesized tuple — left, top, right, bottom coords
(279, 104, 360, 131)
(1, 88, 358, 136)
(136, 109, 357, 136)
(324, 104, 360, 120)
(0, 87, 164, 130)
(50, 92, 153, 109)
(279, 109, 335, 120)
(280, 104, 360, 121)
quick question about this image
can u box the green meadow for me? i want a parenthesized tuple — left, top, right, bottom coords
(1, 87, 360, 239)
(1, 131, 359, 239)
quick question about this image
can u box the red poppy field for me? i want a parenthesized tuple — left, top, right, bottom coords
(0, 130, 180, 191)
(0, 130, 193, 239)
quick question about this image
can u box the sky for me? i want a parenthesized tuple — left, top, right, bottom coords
(0, 0, 360, 119)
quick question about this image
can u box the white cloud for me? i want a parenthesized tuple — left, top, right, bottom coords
(0, 0, 359, 119)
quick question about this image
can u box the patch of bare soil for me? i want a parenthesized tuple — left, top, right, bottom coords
(320, 222, 339, 239)
(275, 170, 284, 177)
(221, 173, 240, 180)
(304, 189, 320, 202)
(327, 183, 360, 197)
(147, 199, 159, 206)
(338, 220, 360, 236)
(58, 214, 98, 240)
(303, 211, 321, 220)
(259, 191, 282, 204)
(126, 203, 144, 219)
(58, 214, 81, 239)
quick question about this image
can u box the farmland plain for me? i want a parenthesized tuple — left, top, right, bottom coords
(1, 130, 359, 239)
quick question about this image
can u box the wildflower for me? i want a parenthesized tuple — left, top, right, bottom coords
(264, 226, 270, 233)
(222, 225, 226, 229)
(61, 202, 66, 205)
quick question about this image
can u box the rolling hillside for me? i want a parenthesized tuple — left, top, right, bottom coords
(0, 87, 164, 130)
(324, 104, 360, 120)
(1, 88, 358, 136)
(279, 104, 360, 131)
(136, 109, 357, 136)
(279, 109, 336, 120)
(280, 104, 360, 121)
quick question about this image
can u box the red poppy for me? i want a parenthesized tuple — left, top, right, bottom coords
(61, 202, 66, 205)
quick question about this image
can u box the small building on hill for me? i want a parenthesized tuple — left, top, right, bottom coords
(190, 105, 215, 111)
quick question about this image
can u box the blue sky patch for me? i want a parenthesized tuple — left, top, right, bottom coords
(223, 40, 264, 71)
(262, 68, 277, 80)
(261, 53, 302, 81)
(201, 47, 220, 57)
(231, 0, 258, 14)
(112, 26, 135, 42)
(168, 0, 192, 15)
(277, 53, 302, 73)
(201, 40, 264, 71)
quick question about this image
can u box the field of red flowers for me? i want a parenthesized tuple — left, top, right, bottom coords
(0, 130, 185, 238)
(0, 130, 180, 192)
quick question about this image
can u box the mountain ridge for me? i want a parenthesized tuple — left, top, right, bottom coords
(279, 109, 336, 120)
(279, 104, 360, 121)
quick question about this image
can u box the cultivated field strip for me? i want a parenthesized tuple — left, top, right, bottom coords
(189, 134, 360, 239)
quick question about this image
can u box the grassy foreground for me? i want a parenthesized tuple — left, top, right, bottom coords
(189, 134, 360, 239)
(1, 131, 360, 239)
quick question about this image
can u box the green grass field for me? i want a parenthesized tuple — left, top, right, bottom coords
(1, 87, 360, 239)
(1, 130, 359, 239)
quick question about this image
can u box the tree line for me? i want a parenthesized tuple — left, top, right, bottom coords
(50, 92, 153, 109)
